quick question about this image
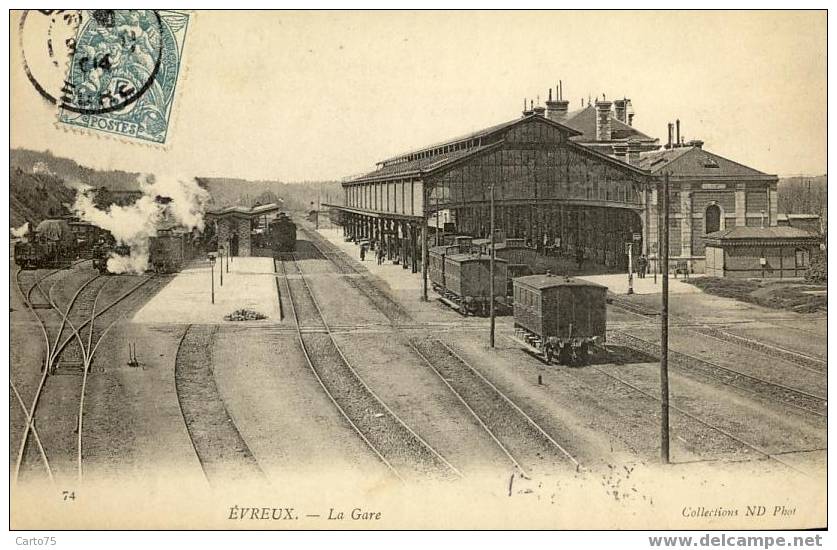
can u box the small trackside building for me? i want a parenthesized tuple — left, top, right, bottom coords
(638, 143, 779, 274)
(703, 226, 822, 279)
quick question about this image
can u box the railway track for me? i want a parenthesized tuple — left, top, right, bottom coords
(609, 298, 827, 374)
(408, 337, 580, 476)
(174, 324, 265, 484)
(608, 330, 826, 418)
(297, 228, 582, 476)
(12, 266, 156, 486)
(275, 254, 460, 481)
(583, 363, 817, 477)
(298, 227, 415, 325)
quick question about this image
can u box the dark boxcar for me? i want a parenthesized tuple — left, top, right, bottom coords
(439, 252, 508, 316)
(513, 274, 607, 365)
(270, 215, 297, 254)
(149, 232, 185, 273)
(428, 244, 463, 292)
(477, 238, 538, 268)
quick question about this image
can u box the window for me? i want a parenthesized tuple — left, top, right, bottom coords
(705, 204, 721, 234)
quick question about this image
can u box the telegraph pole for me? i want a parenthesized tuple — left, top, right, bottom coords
(421, 186, 429, 302)
(660, 172, 671, 464)
(489, 183, 496, 348)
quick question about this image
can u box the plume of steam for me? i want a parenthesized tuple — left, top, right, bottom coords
(11, 222, 30, 239)
(72, 175, 209, 274)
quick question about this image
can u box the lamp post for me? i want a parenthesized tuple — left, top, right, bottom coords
(489, 183, 496, 348)
(226, 243, 230, 273)
(660, 172, 671, 464)
(207, 252, 217, 304)
(218, 246, 224, 287)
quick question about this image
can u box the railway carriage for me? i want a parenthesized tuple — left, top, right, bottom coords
(14, 219, 78, 269)
(432, 250, 508, 316)
(428, 244, 464, 291)
(149, 230, 187, 273)
(269, 214, 297, 254)
(475, 238, 538, 294)
(512, 274, 607, 365)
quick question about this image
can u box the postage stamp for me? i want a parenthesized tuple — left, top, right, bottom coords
(56, 10, 190, 144)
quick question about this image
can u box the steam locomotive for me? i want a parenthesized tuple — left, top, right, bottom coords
(13, 219, 79, 269)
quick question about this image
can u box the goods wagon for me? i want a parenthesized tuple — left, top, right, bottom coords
(432, 250, 508, 316)
(149, 231, 188, 273)
(269, 214, 297, 254)
(512, 274, 607, 365)
(14, 219, 78, 269)
(428, 244, 464, 291)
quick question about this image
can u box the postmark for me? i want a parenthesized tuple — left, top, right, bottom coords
(37, 10, 191, 144)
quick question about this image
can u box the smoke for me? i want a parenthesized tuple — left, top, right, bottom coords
(11, 222, 29, 239)
(72, 175, 209, 274)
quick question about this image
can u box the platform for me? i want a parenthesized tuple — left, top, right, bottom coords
(132, 257, 281, 324)
(577, 272, 703, 295)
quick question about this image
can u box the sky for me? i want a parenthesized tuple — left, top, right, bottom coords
(10, 10, 827, 181)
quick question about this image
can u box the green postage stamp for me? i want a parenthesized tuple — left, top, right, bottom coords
(57, 10, 189, 144)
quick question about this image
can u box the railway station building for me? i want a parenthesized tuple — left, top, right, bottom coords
(206, 203, 281, 257)
(332, 84, 780, 290)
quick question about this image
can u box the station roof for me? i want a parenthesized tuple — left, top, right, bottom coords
(346, 114, 586, 184)
(705, 226, 821, 241)
(514, 274, 608, 290)
(638, 146, 776, 179)
(562, 104, 658, 144)
(445, 252, 508, 263)
(206, 203, 282, 219)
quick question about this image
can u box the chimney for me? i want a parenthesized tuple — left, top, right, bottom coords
(595, 98, 613, 141)
(614, 98, 628, 123)
(666, 123, 674, 149)
(533, 105, 546, 117)
(626, 99, 635, 126)
(627, 139, 642, 165)
(545, 81, 570, 122)
(522, 98, 533, 117)
(612, 143, 628, 162)
(676, 119, 681, 147)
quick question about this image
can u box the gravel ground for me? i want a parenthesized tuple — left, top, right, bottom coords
(211, 328, 391, 487)
(599, 362, 826, 468)
(175, 324, 264, 485)
(713, 322, 827, 362)
(300, 332, 456, 481)
(615, 327, 826, 400)
(444, 332, 705, 465)
(409, 334, 580, 476)
(332, 332, 514, 477)
(11, 268, 176, 487)
(82, 321, 206, 488)
(293, 260, 390, 328)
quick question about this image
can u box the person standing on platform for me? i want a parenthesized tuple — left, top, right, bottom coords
(360, 243, 367, 261)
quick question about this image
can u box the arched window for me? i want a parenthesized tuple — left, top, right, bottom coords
(795, 248, 809, 268)
(705, 204, 721, 234)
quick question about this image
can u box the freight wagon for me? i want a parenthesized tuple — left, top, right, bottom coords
(149, 230, 190, 273)
(512, 274, 607, 365)
(429, 245, 508, 316)
(269, 214, 297, 254)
